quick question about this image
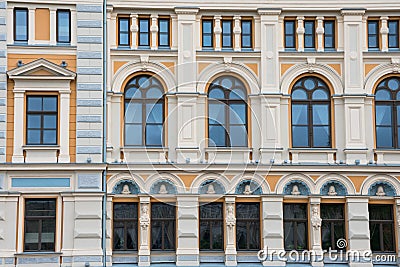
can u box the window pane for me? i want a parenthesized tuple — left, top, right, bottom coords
(209, 125, 226, 147)
(375, 89, 391, 100)
(125, 103, 143, 123)
(368, 21, 378, 34)
(376, 126, 394, 148)
(292, 126, 309, 147)
(146, 103, 163, 123)
(388, 78, 400, 90)
(312, 104, 329, 125)
(292, 104, 308, 124)
(229, 88, 246, 100)
(229, 125, 247, 147)
(368, 36, 377, 48)
(312, 89, 329, 100)
(27, 115, 41, 128)
(284, 204, 307, 219)
(43, 97, 57, 111)
(209, 88, 224, 99)
(24, 220, 39, 251)
(376, 105, 392, 126)
(209, 103, 225, 124)
(304, 21, 315, 48)
(145, 124, 163, 146)
(313, 126, 330, 147)
(57, 10, 70, 43)
(236, 203, 260, 250)
(43, 115, 57, 129)
(125, 124, 142, 145)
(203, 35, 212, 47)
(41, 219, 55, 250)
(292, 89, 307, 100)
(139, 33, 149, 46)
(200, 203, 223, 219)
(15, 9, 28, 41)
(159, 19, 169, 47)
(27, 130, 41, 144)
(27, 97, 42, 111)
(229, 104, 246, 124)
(151, 203, 175, 250)
(119, 18, 129, 46)
(43, 130, 57, 144)
(114, 203, 138, 219)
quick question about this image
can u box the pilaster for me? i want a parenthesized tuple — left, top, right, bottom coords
(296, 16, 305, 52)
(138, 197, 150, 267)
(225, 196, 237, 266)
(316, 17, 324, 52)
(380, 16, 389, 52)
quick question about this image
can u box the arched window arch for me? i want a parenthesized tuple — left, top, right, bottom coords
(124, 74, 164, 146)
(208, 76, 248, 147)
(375, 77, 400, 148)
(291, 76, 331, 148)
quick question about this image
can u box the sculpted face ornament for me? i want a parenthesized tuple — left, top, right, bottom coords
(291, 184, 301, 195)
(121, 184, 131, 195)
(376, 185, 386, 196)
(311, 206, 322, 230)
(206, 184, 215, 194)
(158, 184, 168, 194)
(140, 204, 150, 230)
(243, 184, 252, 195)
(328, 185, 337, 196)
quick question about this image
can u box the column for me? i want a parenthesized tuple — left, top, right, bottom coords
(225, 197, 237, 266)
(109, 12, 117, 49)
(58, 91, 71, 163)
(310, 198, 323, 267)
(395, 198, 400, 263)
(6, 8, 13, 44)
(261, 197, 285, 267)
(346, 197, 373, 267)
(176, 196, 199, 266)
(61, 194, 74, 262)
(214, 15, 222, 51)
(28, 8, 35, 45)
(12, 91, 24, 163)
(380, 16, 389, 52)
(171, 14, 178, 50)
(138, 197, 150, 267)
(337, 16, 344, 51)
(258, 9, 281, 93)
(130, 14, 138, 49)
(150, 14, 158, 50)
(0, 195, 19, 263)
(316, 17, 324, 52)
(233, 15, 241, 51)
(296, 16, 305, 52)
(70, 10, 77, 46)
(50, 8, 56, 45)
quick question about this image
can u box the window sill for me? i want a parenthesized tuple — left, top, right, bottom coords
(23, 145, 59, 150)
(22, 146, 60, 163)
(15, 252, 62, 256)
(205, 147, 252, 164)
(374, 149, 400, 164)
(121, 147, 168, 163)
(289, 148, 336, 164)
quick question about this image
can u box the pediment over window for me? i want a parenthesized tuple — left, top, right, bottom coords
(7, 58, 76, 80)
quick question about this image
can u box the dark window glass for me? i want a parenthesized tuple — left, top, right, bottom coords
(158, 18, 170, 48)
(26, 96, 58, 145)
(199, 203, 223, 250)
(368, 20, 379, 49)
(124, 75, 164, 146)
(388, 21, 399, 49)
(222, 20, 232, 48)
(151, 203, 175, 250)
(284, 204, 308, 251)
(324, 20, 335, 49)
(118, 17, 130, 46)
(285, 20, 296, 49)
(304, 21, 315, 49)
(208, 76, 248, 147)
(24, 199, 56, 252)
(202, 20, 213, 48)
(14, 8, 28, 42)
(291, 77, 331, 148)
(375, 77, 400, 148)
(241, 20, 252, 49)
(236, 203, 260, 250)
(113, 203, 138, 251)
(57, 10, 70, 43)
(369, 205, 395, 252)
(321, 204, 345, 250)
(138, 18, 150, 47)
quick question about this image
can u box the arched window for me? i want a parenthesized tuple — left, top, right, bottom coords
(124, 74, 164, 146)
(208, 76, 248, 147)
(291, 77, 331, 148)
(375, 77, 400, 148)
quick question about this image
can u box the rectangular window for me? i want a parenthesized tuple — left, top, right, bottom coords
(284, 203, 308, 251)
(202, 19, 213, 48)
(369, 204, 395, 252)
(118, 17, 130, 46)
(324, 20, 335, 49)
(304, 20, 315, 49)
(24, 199, 56, 252)
(14, 8, 28, 42)
(26, 96, 58, 145)
(222, 20, 233, 48)
(199, 203, 223, 250)
(56, 10, 70, 43)
(158, 18, 170, 48)
(321, 204, 345, 250)
(138, 18, 150, 47)
(285, 20, 296, 49)
(368, 20, 380, 49)
(388, 20, 399, 49)
(113, 203, 138, 251)
(241, 19, 252, 49)
(236, 203, 260, 250)
(151, 203, 175, 250)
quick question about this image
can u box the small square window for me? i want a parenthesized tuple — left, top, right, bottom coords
(14, 8, 28, 42)
(57, 10, 71, 43)
(118, 17, 130, 46)
(158, 18, 170, 48)
(202, 19, 213, 48)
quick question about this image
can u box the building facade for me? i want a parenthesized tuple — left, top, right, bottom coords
(1, 0, 400, 267)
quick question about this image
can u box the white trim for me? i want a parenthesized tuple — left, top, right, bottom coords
(275, 173, 315, 194)
(315, 173, 357, 194)
(360, 174, 400, 196)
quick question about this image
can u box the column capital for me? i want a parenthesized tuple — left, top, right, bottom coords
(316, 16, 324, 21)
(139, 196, 150, 203)
(174, 7, 199, 15)
(225, 196, 236, 203)
(130, 13, 138, 19)
(257, 8, 282, 16)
